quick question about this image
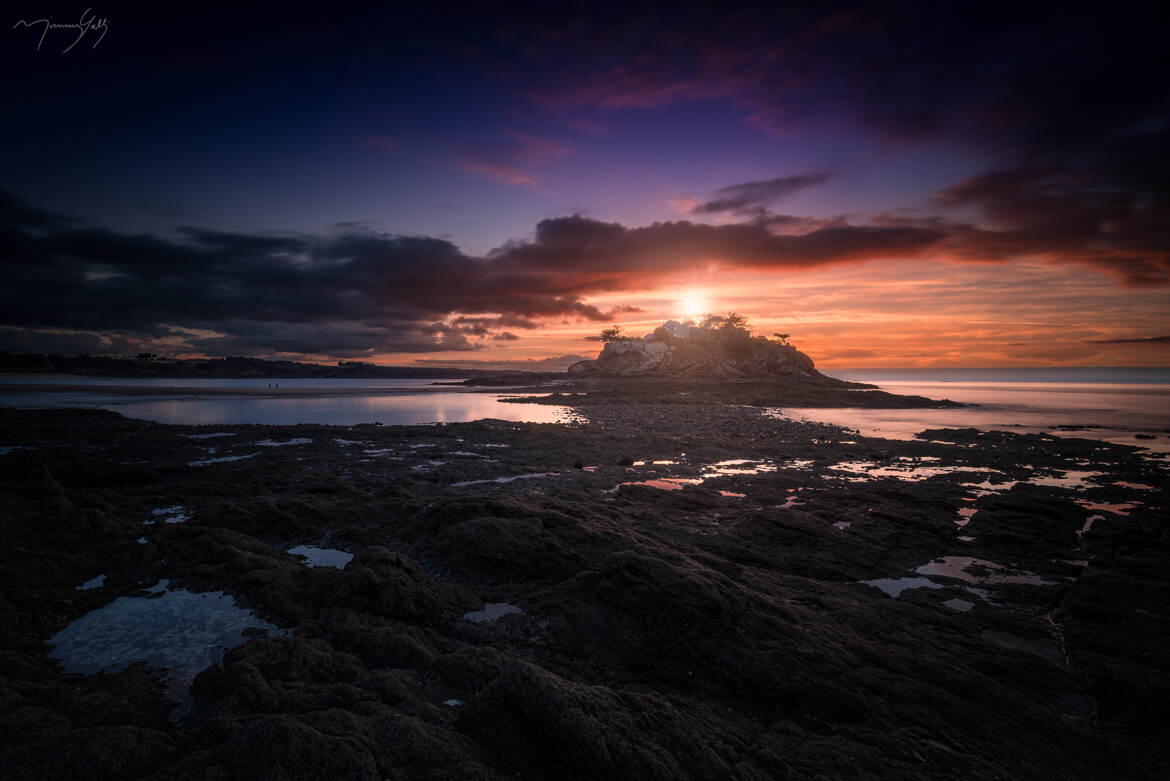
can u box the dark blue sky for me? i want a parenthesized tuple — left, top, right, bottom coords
(2, 1, 1168, 366)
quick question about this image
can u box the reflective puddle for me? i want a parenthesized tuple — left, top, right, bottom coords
(860, 577, 944, 598)
(1075, 500, 1141, 516)
(915, 556, 1055, 587)
(702, 459, 777, 476)
(48, 581, 284, 693)
(255, 438, 313, 447)
(462, 603, 523, 623)
(1027, 470, 1105, 490)
(453, 472, 559, 488)
(188, 453, 258, 466)
(150, 506, 190, 524)
(288, 545, 353, 569)
(831, 461, 996, 482)
(610, 477, 703, 492)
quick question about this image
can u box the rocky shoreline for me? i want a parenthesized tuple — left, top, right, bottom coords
(492, 376, 963, 409)
(1, 402, 1167, 779)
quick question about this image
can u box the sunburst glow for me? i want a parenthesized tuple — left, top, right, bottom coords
(680, 291, 707, 318)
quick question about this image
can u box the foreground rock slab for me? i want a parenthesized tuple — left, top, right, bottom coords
(0, 406, 1167, 779)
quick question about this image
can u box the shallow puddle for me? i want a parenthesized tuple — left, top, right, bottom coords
(1077, 514, 1105, 537)
(188, 453, 258, 466)
(943, 598, 975, 612)
(702, 459, 777, 476)
(610, 477, 703, 492)
(860, 577, 944, 598)
(361, 448, 400, 457)
(915, 556, 1055, 587)
(1113, 481, 1155, 490)
(254, 438, 313, 447)
(150, 506, 190, 524)
(462, 603, 523, 623)
(77, 574, 106, 591)
(830, 461, 994, 482)
(288, 545, 353, 569)
(960, 478, 1021, 495)
(47, 584, 284, 687)
(453, 472, 559, 488)
(1075, 500, 1141, 516)
(1026, 470, 1105, 490)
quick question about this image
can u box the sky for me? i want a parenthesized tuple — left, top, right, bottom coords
(1, 1, 1168, 369)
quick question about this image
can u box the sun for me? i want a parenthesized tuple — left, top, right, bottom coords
(680, 290, 707, 319)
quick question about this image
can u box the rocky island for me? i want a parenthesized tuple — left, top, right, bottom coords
(0, 328, 1166, 780)
(492, 317, 961, 410)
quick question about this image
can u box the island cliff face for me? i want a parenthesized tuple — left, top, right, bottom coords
(567, 320, 829, 381)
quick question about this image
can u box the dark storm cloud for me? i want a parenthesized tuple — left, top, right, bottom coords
(488, 214, 946, 288)
(0, 191, 628, 356)
(4, 156, 1166, 358)
(0, 187, 943, 356)
(921, 130, 1170, 286)
(692, 173, 835, 214)
(412, 354, 591, 371)
(514, 2, 1168, 159)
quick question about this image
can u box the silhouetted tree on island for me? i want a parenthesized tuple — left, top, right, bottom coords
(722, 312, 748, 330)
(598, 325, 625, 343)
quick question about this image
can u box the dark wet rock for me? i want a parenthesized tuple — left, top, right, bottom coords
(435, 516, 583, 582)
(160, 713, 382, 780)
(0, 406, 1167, 779)
(466, 659, 737, 780)
(0, 725, 174, 781)
(326, 547, 446, 621)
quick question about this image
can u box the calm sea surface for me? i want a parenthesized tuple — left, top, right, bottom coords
(0, 377, 575, 426)
(1, 371, 1167, 450)
(795, 369, 1170, 452)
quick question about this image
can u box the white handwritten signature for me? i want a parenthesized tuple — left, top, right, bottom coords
(13, 7, 108, 52)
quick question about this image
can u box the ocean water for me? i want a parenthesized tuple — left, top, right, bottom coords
(0, 376, 455, 389)
(827, 367, 1170, 385)
(0, 378, 576, 426)
(787, 369, 1170, 452)
(1, 370, 1166, 446)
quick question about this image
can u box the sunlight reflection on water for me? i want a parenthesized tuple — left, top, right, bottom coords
(774, 380, 1170, 451)
(1, 389, 579, 426)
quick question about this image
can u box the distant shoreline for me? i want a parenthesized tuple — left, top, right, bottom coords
(0, 383, 485, 398)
